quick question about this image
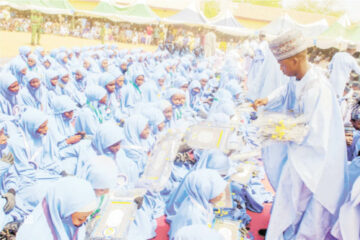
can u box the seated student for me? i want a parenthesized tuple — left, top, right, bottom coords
(168, 169, 227, 239)
(122, 71, 145, 112)
(157, 100, 174, 130)
(44, 70, 62, 109)
(9, 58, 27, 86)
(166, 88, 194, 125)
(345, 123, 359, 161)
(75, 85, 109, 136)
(173, 224, 224, 240)
(16, 177, 97, 240)
(122, 114, 151, 176)
(0, 73, 21, 117)
(19, 72, 48, 112)
(58, 69, 86, 108)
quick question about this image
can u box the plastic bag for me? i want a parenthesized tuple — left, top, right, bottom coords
(253, 112, 309, 145)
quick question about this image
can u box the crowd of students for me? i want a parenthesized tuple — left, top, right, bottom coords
(0, 26, 359, 240)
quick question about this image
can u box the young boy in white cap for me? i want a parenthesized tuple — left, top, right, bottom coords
(329, 42, 360, 98)
(253, 29, 347, 239)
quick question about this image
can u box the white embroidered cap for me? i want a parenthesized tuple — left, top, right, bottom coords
(269, 29, 309, 61)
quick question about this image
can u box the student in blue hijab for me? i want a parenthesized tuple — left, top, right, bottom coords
(166, 150, 230, 219)
(122, 114, 150, 175)
(56, 51, 71, 72)
(188, 80, 202, 112)
(26, 53, 44, 77)
(58, 69, 86, 108)
(122, 71, 145, 112)
(75, 85, 109, 136)
(19, 108, 64, 176)
(0, 73, 21, 116)
(19, 72, 48, 112)
(168, 169, 227, 239)
(72, 66, 88, 94)
(16, 46, 32, 65)
(9, 58, 27, 86)
(16, 177, 97, 240)
(44, 70, 62, 109)
(98, 72, 119, 113)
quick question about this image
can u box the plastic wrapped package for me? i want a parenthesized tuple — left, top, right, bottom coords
(183, 123, 235, 151)
(89, 189, 145, 240)
(213, 219, 247, 240)
(230, 164, 257, 185)
(138, 130, 182, 192)
(253, 112, 309, 145)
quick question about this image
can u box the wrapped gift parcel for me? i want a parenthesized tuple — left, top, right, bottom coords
(253, 112, 310, 145)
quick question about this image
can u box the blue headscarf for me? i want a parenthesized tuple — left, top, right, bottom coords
(19, 107, 48, 148)
(23, 72, 43, 106)
(168, 169, 227, 238)
(72, 66, 88, 92)
(0, 73, 19, 111)
(16, 177, 97, 240)
(139, 106, 165, 135)
(82, 155, 117, 190)
(122, 115, 149, 173)
(85, 85, 107, 105)
(91, 122, 124, 156)
(44, 70, 60, 93)
(51, 95, 76, 138)
(18, 46, 31, 63)
(10, 58, 27, 85)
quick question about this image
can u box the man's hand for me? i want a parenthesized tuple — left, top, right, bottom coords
(2, 189, 16, 214)
(252, 98, 269, 111)
(66, 135, 82, 145)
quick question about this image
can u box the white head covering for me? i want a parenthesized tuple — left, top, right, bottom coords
(269, 29, 309, 61)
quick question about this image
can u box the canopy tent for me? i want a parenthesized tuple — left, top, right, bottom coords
(76, 0, 123, 20)
(163, 1, 209, 26)
(5, 0, 75, 15)
(317, 15, 355, 49)
(261, 14, 328, 38)
(210, 9, 252, 36)
(346, 25, 360, 43)
(115, 0, 159, 24)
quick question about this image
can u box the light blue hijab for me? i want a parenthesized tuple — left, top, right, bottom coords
(0, 73, 19, 115)
(168, 169, 227, 239)
(16, 177, 97, 240)
(20, 72, 45, 111)
(91, 122, 124, 156)
(122, 114, 149, 174)
(51, 95, 77, 138)
(10, 58, 27, 85)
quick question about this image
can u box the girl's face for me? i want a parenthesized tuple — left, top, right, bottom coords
(61, 74, 70, 84)
(27, 58, 36, 67)
(135, 75, 144, 87)
(116, 76, 125, 87)
(120, 63, 127, 71)
(171, 94, 184, 106)
(157, 122, 165, 132)
(30, 78, 41, 89)
(99, 95, 107, 105)
(83, 61, 90, 70)
(158, 78, 165, 87)
(63, 110, 74, 120)
(209, 192, 224, 205)
(71, 211, 93, 227)
(75, 71, 83, 81)
(108, 142, 121, 154)
(8, 81, 19, 94)
(62, 56, 68, 64)
(0, 128, 8, 145)
(44, 60, 51, 68)
(181, 84, 188, 91)
(140, 124, 150, 139)
(36, 121, 48, 136)
(192, 87, 200, 94)
(163, 106, 172, 121)
(106, 80, 116, 93)
(50, 76, 58, 86)
(200, 78, 208, 88)
(21, 68, 27, 75)
(101, 60, 108, 70)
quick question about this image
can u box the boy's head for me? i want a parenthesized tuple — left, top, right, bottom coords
(270, 29, 309, 78)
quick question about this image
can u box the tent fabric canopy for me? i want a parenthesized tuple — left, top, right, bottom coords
(164, 1, 208, 26)
(261, 14, 328, 38)
(5, 0, 75, 15)
(115, 0, 159, 24)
